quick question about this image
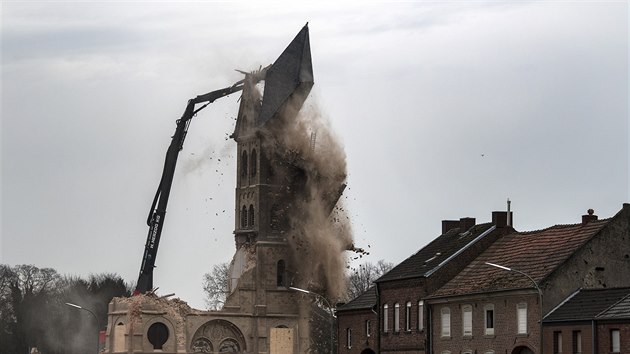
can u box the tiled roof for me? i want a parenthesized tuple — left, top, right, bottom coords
(597, 292, 630, 320)
(336, 287, 377, 312)
(544, 288, 630, 322)
(430, 218, 610, 298)
(375, 223, 495, 283)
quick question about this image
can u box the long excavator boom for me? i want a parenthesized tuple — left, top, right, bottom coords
(133, 81, 246, 295)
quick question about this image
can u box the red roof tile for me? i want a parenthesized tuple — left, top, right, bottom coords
(430, 218, 610, 297)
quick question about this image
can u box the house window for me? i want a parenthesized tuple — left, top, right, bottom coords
(406, 302, 412, 331)
(241, 150, 248, 177)
(241, 205, 247, 228)
(572, 331, 581, 354)
(383, 304, 389, 332)
(611, 329, 620, 353)
(485, 304, 495, 336)
(366, 320, 371, 337)
(251, 149, 257, 177)
(346, 328, 352, 349)
(462, 305, 473, 337)
(276, 260, 286, 287)
(517, 303, 527, 334)
(441, 307, 451, 337)
(394, 303, 400, 332)
(248, 205, 255, 228)
(554, 331, 563, 354)
(418, 300, 424, 331)
(485, 351, 495, 354)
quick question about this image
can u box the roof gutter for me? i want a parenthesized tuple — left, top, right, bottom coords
(424, 225, 496, 277)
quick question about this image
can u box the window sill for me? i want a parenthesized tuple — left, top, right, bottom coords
(516, 333, 529, 338)
(463, 335, 473, 340)
(483, 334, 495, 339)
(440, 336, 451, 340)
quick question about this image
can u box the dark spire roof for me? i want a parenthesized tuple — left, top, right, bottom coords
(258, 23, 314, 125)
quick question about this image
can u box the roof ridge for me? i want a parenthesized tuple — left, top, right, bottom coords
(518, 217, 611, 235)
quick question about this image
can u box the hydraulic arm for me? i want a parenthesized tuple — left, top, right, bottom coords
(134, 81, 245, 295)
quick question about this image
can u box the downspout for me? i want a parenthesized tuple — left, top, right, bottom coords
(372, 283, 381, 353)
(428, 305, 433, 354)
(591, 319, 596, 354)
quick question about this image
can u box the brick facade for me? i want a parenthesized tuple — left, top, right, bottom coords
(431, 292, 541, 354)
(337, 308, 378, 354)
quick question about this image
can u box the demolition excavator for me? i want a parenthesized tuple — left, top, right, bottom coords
(134, 24, 313, 295)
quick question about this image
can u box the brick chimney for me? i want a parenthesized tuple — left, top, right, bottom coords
(582, 209, 598, 225)
(442, 220, 460, 234)
(459, 217, 476, 232)
(492, 211, 514, 228)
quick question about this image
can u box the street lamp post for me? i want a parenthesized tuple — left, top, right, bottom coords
(65, 302, 101, 354)
(289, 286, 335, 354)
(485, 262, 544, 354)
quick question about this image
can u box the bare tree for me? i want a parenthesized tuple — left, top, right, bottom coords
(202, 262, 229, 310)
(346, 260, 394, 300)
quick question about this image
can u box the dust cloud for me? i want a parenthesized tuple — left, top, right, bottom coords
(259, 92, 353, 303)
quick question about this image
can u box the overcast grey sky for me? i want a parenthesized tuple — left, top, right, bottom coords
(1, 1, 628, 308)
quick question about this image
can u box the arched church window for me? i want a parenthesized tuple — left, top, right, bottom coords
(251, 149, 257, 177)
(277, 260, 286, 287)
(248, 205, 255, 228)
(241, 206, 247, 228)
(241, 150, 248, 177)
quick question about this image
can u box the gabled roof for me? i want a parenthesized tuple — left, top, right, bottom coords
(375, 223, 495, 283)
(430, 218, 611, 298)
(336, 287, 377, 312)
(544, 288, 630, 322)
(597, 292, 630, 320)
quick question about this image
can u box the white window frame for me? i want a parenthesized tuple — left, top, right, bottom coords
(405, 302, 412, 331)
(554, 331, 563, 354)
(441, 307, 451, 338)
(484, 304, 495, 336)
(346, 328, 352, 349)
(573, 330, 582, 354)
(462, 305, 473, 337)
(611, 329, 620, 353)
(418, 300, 424, 331)
(517, 302, 528, 334)
(394, 303, 400, 332)
(383, 304, 389, 332)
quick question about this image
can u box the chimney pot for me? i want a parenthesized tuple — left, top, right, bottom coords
(442, 220, 460, 234)
(492, 211, 514, 228)
(582, 209, 598, 225)
(459, 217, 476, 232)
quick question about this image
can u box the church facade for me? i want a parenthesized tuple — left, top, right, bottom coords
(102, 25, 333, 354)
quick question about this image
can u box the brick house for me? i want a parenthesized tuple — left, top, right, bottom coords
(336, 287, 378, 354)
(426, 204, 630, 354)
(372, 212, 514, 354)
(543, 287, 630, 354)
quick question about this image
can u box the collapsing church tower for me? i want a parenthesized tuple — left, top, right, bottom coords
(225, 22, 349, 352)
(103, 24, 351, 354)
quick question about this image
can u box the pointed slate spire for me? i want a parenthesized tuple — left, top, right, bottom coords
(258, 23, 314, 125)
